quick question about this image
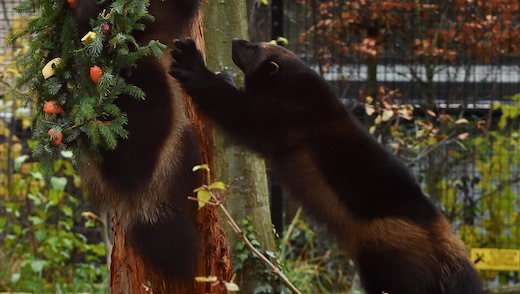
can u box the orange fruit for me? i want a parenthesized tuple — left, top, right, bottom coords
(67, 0, 77, 8)
(43, 100, 63, 114)
(90, 66, 103, 84)
(48, 128, 63, 146)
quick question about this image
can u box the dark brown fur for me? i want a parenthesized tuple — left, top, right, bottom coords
(75, 0, 201, 278)
(169, 39, 483, 293)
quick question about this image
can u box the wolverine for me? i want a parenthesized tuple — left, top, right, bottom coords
(170, 39, 483, 293)
(75, 1, 201, 278)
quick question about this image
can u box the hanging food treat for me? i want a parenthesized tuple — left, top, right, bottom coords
(81, 31, 97, 45)
(42, 57, 62, 79)
(48, 128, 63, 146)
(67, 0, 77, 8)
(43, 100, 63, 114)
(101, 23, 111, 35)
(90, 66, 103, 84)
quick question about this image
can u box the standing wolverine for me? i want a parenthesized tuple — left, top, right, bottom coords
(170, 39, 483, 293)
(75, 1, 201, 278)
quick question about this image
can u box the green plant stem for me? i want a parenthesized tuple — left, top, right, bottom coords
(282, 207, 302, 248)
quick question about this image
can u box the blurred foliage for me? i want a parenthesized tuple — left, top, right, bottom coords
(0, 152, 108, 292)
(279, 209, 353, 294)
(231, 212, 353, 294)
(1, 31, 108, 292)
(297, 0, 520, 107)
(300, 0, 520, 66)
(232, 217, 290, 294)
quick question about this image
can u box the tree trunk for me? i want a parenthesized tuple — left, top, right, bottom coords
(109, 9, 232, 294)
(203, 1, 277, 293)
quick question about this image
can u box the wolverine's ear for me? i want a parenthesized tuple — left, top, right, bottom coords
(259, 60, 279, 74)
(268, 61, 279, 74)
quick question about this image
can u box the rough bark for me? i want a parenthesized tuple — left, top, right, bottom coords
(109, 9, 232, 294)
(203, 0, 278, 293)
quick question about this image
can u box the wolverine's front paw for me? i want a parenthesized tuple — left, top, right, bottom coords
(169, 39, 208, 84)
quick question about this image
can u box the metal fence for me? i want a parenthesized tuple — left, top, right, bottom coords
(1, 1, 23, 199)
(0, 1, 21, 94)
(284, 1, 520, 104)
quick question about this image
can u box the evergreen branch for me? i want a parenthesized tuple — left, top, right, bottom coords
(123, 84, 145, 100)
(13, 0, 159, 163)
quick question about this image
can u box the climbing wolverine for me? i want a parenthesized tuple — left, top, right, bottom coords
(169, 39, 483, 293)
(75, 1, 201, 278)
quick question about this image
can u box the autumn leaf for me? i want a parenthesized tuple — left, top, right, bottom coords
(193, 187, 212, 209)
(438, 114, 453, 123)
(374, 115, 382, 125)
(458, 132, 469, 140)
(225, 282, 240, 291)
(209, 181, 226, 191)
(455, 118, 469, 124)
(382, 110, 394, 122)
(419, 119, 433, 130)
(192, 164, 210, 172)
(365, 104, 375, 116)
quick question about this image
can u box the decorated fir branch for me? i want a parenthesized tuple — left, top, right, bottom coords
(11, 0, 165, 165)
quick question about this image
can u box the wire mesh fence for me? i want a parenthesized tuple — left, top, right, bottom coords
(1, 1, 24, 199)
(285, 1, 520, 104)
(0, 1, 22, 94)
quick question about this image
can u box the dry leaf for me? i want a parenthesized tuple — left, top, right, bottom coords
(458, 132, 469, 140)
(455, 118, 469, 124)
(382, 110, 394, 122)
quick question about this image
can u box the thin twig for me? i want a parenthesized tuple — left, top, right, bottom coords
(217, 199, 303, 294)
(402, 134, 458, 166)
(206, 190, 303, 294)
(282, 207, 302, 247)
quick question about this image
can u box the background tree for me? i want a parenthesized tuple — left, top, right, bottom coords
(203, 1, 278, 293)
